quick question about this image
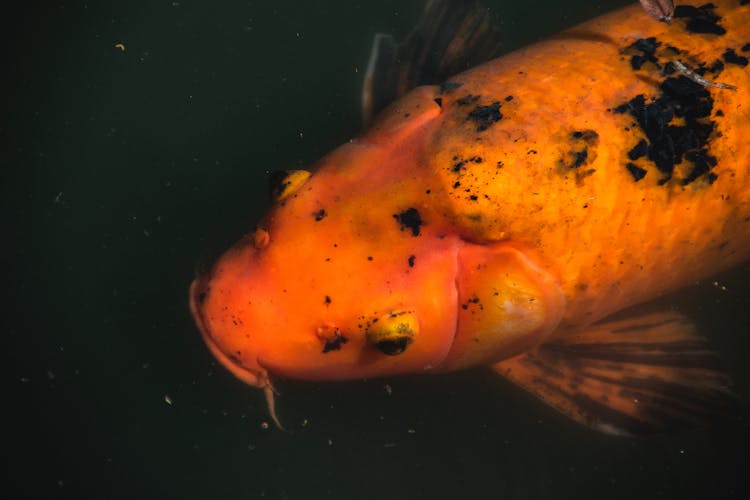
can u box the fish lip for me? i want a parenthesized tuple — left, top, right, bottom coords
(189, 276, 266, 388)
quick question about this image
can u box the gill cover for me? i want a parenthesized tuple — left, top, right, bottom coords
(445, 243, 566, 371)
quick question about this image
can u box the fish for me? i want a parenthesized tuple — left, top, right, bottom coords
(189, 0, 750, 435)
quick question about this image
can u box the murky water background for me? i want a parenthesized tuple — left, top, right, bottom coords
(5, 1, 749, 498)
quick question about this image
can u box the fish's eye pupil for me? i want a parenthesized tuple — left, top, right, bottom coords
(375, 337, 411, 356)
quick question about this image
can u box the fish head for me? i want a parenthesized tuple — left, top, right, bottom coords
(189, 87, 565, 390)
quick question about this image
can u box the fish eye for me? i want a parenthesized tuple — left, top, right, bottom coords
(268, 169, 311, 202)
(365, 310, 418, 356)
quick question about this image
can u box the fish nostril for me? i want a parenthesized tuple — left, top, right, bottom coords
(365, 310, 418, 356)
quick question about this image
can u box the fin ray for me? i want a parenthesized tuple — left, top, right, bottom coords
(494, 311, 739, 435)
(362, 0, 503, 125)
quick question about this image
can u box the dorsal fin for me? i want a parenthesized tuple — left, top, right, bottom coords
(362, 0, 503, 126)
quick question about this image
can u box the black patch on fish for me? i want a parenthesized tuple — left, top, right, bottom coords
(571, 130, 599, 142)
(439, 81, 463, 93)
(558, 129, 598, 183)
(434, 97, 443, 107)
(456, 94, 480, 106)
(324, 295, 332, 305)
(322, 333, 348, 353)
(451, 155, 483, 172)
(673, 4, 726, 35)
(614, 75, 717, 186)
(628, 139, 649, 160)
(393, 208, 423, 236)
(504, 95, 514, 102)
(313, 209, 327, 221)
(468, 102, 502, 131)
(408, 255, 416, 267)
(626, 162, 648, 181)
(627, 37, 661, 70)
(742, 43, 750, 52)
(698, 58, 725, 75)
(723, 48, 749, 66)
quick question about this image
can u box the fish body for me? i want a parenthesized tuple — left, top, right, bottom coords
(191, 0, 750, 433)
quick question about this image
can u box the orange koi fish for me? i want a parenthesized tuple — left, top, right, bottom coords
(190, 0, 750, 435)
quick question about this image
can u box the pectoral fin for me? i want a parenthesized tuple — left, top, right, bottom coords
(493, 311, 740, 435)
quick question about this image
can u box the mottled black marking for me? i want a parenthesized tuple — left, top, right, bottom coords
(434, 97, 443, 107)
(456, 94, 480, 106)
(393, 208, 423, 236)
(698, 58, 725, 76)
(626, 162, 648, 181)
(324, 295, 331, 305)
(322, 334, 349, 353)
(453, 181, 461, 188)
(407, 255, 415, 267)
(673, 4, 726, 35)
(627, 37, 661, 70)
(614, 75, 717, 186)
(723, 48, 749, 66)
(571, 130, 599, 142)
(367, 256, 374, 261)
(742, 43, 750, 52)
(468, 102, 502, 131)
(504, 95, 514, 102)
(628, 139, 649, 160)
(313, 209, 327, 221)
(452, 160, 466, 172)
(559, 129, 598, 180)
(439, 81, 463, 93)
(683, 151, 718, 184)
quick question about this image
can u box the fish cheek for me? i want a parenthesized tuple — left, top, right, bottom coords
(442, 243, 565, 371)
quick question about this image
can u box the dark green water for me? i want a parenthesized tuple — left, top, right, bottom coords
(5, 1, 749, 498)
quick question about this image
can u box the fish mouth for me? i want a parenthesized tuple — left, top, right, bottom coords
(189, 276, 266, 388)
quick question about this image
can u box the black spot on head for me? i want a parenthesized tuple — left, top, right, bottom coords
(626, 162, 648, 181)
(407, 255, 416, 267)
(723, 48, 749, 66)
(367, 256, 374, 261)
(439, 81, 463, 93)
(324, 295, 332, 305)
(434, 97, 443, 107)
(313, 209, 327, 221)
(504, 95, 514, 102)
(468, 102, 502, 131)
(673, 4, 726, 35)
(452, 160, 466, 172)
(322, 333, 348, 353)
(393, 208, 423, 236)
(742, 43, 750, 53)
